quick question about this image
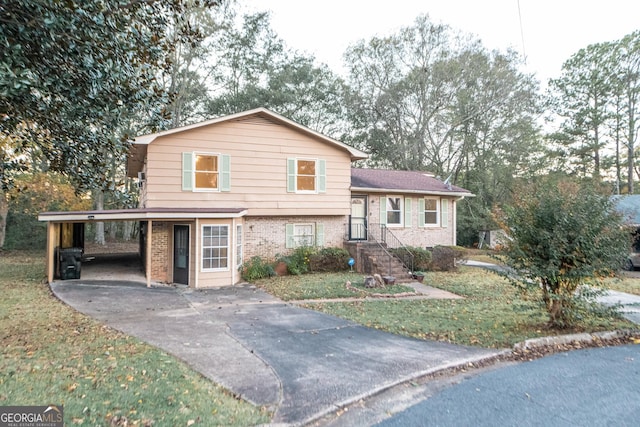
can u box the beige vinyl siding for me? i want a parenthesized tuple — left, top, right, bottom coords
(144, 117, 351, 216)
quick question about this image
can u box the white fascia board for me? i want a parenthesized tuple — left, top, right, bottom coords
(351, 187, 475, 198)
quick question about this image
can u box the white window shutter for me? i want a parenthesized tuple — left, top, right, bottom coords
(287, 158, 296, 192)
(379, 197, 387, 225)
(220, 154, 231, 191)
(418, 198, 425, 227)
(285, 224, 295, 248)
(318, 159, 326, 193)
(315, 223, 324, 246)
(441, 199, 448, 228)
(182, 152, 193, 191)
(404, 198, 412, 227)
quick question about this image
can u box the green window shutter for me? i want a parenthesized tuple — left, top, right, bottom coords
(315, 223, 324, 247)
(418, 198, 425, 227)
(220, 154, 231, 191)
(287, 158, 296, 192)
(317, 159, 326, 193)
(379, 197, 387, 225)
(404, 198, 412, 227)
(285, 224, 295, 248)
(182, 152, 193, 191)
(441, 199, 448, 228)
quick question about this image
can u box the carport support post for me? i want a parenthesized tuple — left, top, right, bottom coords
(45, 222, 58, 283)
(146, 220, 152, 288)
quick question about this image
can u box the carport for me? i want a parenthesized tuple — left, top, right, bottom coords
(38, 207, 247, 287)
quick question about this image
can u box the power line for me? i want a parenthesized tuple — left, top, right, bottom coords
(517, 0, 527, 64)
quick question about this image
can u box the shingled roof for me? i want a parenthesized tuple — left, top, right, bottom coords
(351, 168, 473, 197)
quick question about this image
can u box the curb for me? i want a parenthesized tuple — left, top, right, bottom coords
(512, 329, 640, 352)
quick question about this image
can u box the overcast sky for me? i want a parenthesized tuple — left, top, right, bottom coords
(242, 0, 640, 84)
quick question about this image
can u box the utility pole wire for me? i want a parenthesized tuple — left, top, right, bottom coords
(517, 0, 527, 64)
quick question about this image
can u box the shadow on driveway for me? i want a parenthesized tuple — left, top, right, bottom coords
(51, 280, 502, 425)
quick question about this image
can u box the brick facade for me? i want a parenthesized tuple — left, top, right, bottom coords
(244, 216, 347, 260)
(150, 221, 169, 282)
(364, 195, 456, 247)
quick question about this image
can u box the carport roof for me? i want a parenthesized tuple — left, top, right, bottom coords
(38, 207, 248, 222)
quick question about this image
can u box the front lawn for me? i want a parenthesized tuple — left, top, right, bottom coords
(259, 267, 635, 349)
(256, 271, 415, 300)
(0, 250, 270, 426)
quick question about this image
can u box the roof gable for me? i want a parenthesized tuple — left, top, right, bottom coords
(132, 107, 368, 160)
(351, 168, 473, 197)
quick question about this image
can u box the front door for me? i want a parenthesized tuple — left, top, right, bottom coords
(350, 196, 367, 240)
(173, 225, 189, 285)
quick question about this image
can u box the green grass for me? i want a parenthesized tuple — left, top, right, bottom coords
(290, 267, 635, 349)
(605, 274, 640, 296)
(256, 272, 415, 300)
(0, 250, 270, 426)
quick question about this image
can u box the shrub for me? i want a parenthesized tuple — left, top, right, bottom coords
(281, 246, 316, 275)
(495, 179, 630, 327)
(309, 247, 351, 272)
(428, 246, 467, 271)
(240, 256, 275, 281)
(391, 246, 432, 272)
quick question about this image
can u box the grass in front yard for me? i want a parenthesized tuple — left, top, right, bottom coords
(296, 267, 634, 349)
(256, 272, 415, 300)
(605, 274, 640, 296)
(0, 250, 270, 426)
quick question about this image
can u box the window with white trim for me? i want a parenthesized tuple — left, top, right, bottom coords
(287, 158, 326, 193)
(236, 224, 243, 266)
(285, 223, 324, 248)
(386, 196, 403, 226)
(195, 154, 219, 189)
(202, 225, 229, 270)
(293, 223, 314, 247)
(424, 198, 440, 226)
(182, 152, 231, 192)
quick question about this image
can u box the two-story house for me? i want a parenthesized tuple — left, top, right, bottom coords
(39, 108, 472, 287)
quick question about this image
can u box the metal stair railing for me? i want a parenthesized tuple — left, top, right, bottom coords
(363, 223, 395, 277)
(378, 224, 415, 274)
(364, 223, 414, 275)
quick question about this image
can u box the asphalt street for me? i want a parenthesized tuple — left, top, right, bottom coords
(375, 344, 640, 427)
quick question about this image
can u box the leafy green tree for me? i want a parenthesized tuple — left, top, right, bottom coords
(548, 42, 617, 180)
(496, 179, 630, 327)
(343, 15, 542, 245)
(0, 0, 218, 191)
(205, 12, 348, 136)
(4, 172, 92, 249)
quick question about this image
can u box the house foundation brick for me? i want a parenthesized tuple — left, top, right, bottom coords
(150, 221, 169, 282)
(244, 216, 346, 260)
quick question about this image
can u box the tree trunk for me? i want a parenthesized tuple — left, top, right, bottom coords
(0, 190, 7, 249)
(94, 190, 105, 245)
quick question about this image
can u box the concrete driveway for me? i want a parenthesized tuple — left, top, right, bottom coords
(51, 280, 502, 425)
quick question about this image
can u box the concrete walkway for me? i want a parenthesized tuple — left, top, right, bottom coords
(597, 289, 640, 324)
(51, 280, 501, 426)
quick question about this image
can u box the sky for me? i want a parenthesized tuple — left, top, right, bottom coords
(242, 0, 640, 84)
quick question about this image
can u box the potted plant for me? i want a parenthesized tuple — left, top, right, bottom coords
(412, 271, 425, 283)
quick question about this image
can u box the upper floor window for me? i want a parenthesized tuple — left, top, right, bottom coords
(182, 152, 231, 192)
(287, 158, 326, 193)
(195, 154, 219, 189)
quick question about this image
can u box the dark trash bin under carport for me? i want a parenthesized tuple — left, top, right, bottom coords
(58, 247, 83, 280)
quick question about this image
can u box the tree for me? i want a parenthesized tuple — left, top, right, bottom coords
(548, 42, 617, 180)
(343, 15, 542, 244)
(495, 179, 630, 327)
(205, 11, 348, 136)
(0, 0, 219, 191)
